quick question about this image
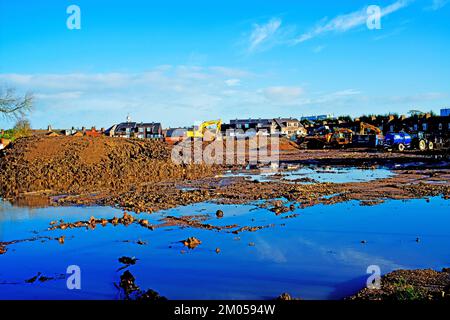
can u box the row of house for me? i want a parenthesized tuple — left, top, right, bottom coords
(105, 122, 163, 139)
(46, 126, 104, 137)
(42, 108, 450, 141)
(222, 117, 307, 137)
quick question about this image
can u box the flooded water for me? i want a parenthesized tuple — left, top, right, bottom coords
(1, 196, 449, 300)
(221, 166, 394, 183)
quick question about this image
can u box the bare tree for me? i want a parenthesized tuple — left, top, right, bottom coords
(0, 87, 33, 119)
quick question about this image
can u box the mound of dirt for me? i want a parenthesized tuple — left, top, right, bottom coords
(0, 136, 216, 198)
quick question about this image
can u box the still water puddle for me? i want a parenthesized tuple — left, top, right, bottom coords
(0, 197, 449, 300)
(221, 166, 394, 183)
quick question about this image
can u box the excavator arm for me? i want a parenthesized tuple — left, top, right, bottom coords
(359, 122, 382, 135)
(186, 119, 222, 139)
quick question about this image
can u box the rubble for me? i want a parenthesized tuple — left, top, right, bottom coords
(181, 237, 202, 249)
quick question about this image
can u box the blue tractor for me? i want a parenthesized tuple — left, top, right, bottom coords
(384, 131, 435, 152)
(383, 132, 412, 152)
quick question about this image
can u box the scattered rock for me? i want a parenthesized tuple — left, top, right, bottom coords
(57, 236, 65, 244)
(117, 270, 166, 301)
(118, 256, 138, 265)
(181, 237, 202, 249)
(216, 210, 224, 218)
(276, 292, 300, 300)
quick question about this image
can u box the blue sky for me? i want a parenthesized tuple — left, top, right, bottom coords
(0, 0, 449, 129)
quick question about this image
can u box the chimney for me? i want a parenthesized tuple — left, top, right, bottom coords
(400, 115, 406, 121)
(47, 125, 52, 132)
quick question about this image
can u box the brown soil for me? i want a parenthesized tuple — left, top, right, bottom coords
(53, 169, 450, 214)
(349, 268, 450, 300)
(0, 135, 217, 198)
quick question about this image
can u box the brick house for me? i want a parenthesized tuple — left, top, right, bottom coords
(106, 122, 163, 139)
(273, 118, 306, 137)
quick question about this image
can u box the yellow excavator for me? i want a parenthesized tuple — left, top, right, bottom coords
(359, 122, 382, 135)
(354, 122, 384, 147)
(186, 119, 222, 140)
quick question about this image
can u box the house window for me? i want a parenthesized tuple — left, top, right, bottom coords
(390, 125, 394, 132)
(125, 128, 130, 133)
(413, 124, 418, 131)
(422, 123, 427, 131)
(138, 127, 144, 133)
(146, 127, 151, 132)
(439, 123, 442, 130)
(245, 123, 250, 129)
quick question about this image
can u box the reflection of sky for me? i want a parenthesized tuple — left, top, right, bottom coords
(222, 166, 394, 183)
(0, 197, 449, 300)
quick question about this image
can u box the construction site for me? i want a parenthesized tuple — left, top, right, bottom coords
(0, 110, 449, 301)
(1, 0, 450, 307)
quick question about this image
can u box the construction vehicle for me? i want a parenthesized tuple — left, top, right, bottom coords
(353, 122, 384, 147)
(383, 132, 412, 151)
(358, 122, 382, 136)
(186, 119, 222, 140)
(300, 126, 353, 149)
(384, 131, 436, 152)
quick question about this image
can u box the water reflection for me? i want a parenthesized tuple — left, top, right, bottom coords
(0, 197, 449, 300)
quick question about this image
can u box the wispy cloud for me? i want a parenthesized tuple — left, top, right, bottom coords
(247, 18, 282, 53)
(312, 45, 326, 53)
(225, 79, 241, 87)
(294, 0, 412, 44)
(262, 86, 304, 104)
(426, 0, 449, 10)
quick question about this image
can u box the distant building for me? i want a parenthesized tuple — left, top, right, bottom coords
(273, 118, 306, 137)
(229, 118, 275, 134)
(441, 108, 450, 117)
(300, 114, 334, 122)
(106, 121, 163, 139)
(227, 118, 306, 137)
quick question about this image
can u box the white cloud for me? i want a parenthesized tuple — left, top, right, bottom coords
(225, 79, 241, 87)
(248, 18, 282, 53)
(294, 0, 412, 44)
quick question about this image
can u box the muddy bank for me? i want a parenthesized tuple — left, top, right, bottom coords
(0, 136, 217, 198)
(280, 147, 450, 168)
(349, 268, 450, 300)
(54, 169, 450, 214)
